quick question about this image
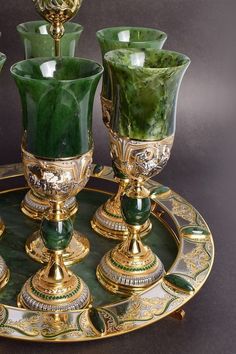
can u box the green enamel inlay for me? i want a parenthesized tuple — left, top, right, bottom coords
(181, 226, 210, 238)
(97, 27, 167, 100)
(103, 205, 120, 219)
(17, 21, 83, 59)
(164, 274, 194, 293)
(11, 57, 103, 158)
(105, 48, 190, 141)
(88, 307, 106, 334)
(41, 218, 73, 251)
(0, 188, 178, 307)
(121, 195, 151, 226)
(110, 253, 157, 272)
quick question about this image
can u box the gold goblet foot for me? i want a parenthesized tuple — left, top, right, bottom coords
(97, 225, 164, 296)
(0, 256, 10, 291)
(25, 230, 89, 266)
(21, 190, 78, 220)
(91, 203, 152, 240)
(18, 251, 90, 312)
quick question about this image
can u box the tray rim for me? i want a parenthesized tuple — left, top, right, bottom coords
(0, 163, 215, 343)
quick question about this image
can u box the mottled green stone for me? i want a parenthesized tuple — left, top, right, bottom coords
(0, 53, 6, 72)
(105, 48, 190, 141)
(150, 186, 170, 196)
(11, 57, 103, 158)
(121, 195, 151, 226)
(88, 307, 106, 334)
(17, 21, 83, 59)
(41, 218, 73, 251)
(164, 274, 194, 293)
(182, 226, 210, 237)
(97, 27, 167, 100)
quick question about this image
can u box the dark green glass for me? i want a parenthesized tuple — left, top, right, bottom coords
(17, 21, 83, 59)
(11, 57, 103, 158)
(0, 52, 6, 72)
(105, 48, 190, 141)
(96, 27, 167, 100)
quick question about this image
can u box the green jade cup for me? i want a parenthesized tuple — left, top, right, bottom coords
(91, 27, 167, 241)
(17, 21, 83, 59)
(11, 57, 103, 158)
(106, 48, 190, 141)
(97, 27, 167, 101)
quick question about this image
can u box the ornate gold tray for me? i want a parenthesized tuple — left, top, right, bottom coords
(0, 164, 214, 342)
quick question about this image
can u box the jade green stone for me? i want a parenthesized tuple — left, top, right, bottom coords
(17, 21, 83, 59)
(121, 195, 151, 226)
(93, 164, 104, 175)
(41, 218, 73, 251)
(105, 48, 190, 141)
(97, 27, 167, 100)
(0, 53, 6, 72)
(88, 307, 106, 334)
(11, 57, 103, 158)
(165, 274, 194, 293)
(150, 186, 170, 196)
(182, 226, 210, 237)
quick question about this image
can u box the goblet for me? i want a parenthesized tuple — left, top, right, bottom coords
(17, 20, 84, 222)
(0, 53, 10, 290)
(92, 27, 167, 241)
(97, 48, 190, 295)
(11, 56, 103, 281)
(32, 0, 83, 56)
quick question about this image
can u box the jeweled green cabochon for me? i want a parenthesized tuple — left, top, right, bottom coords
(105, 48, 190, 141)
(97, 27, 167, 100)
(0, 52, 6, 72)
(11, 57, 103, 158)
(17, 21, 83, 59)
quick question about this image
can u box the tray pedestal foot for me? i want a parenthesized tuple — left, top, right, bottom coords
(170, 308, 186, 320)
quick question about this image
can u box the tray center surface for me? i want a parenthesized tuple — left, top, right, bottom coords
(0, 187, 178, 307)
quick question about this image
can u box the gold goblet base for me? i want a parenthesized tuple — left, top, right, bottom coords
(96, 240, 164, 296)
(0, 220, 5, 238)
(91, 203, 152, 240)
(25, 230, 90, 266)
(18, 252, 90, 312)
(21, 190, 78, 220)
(0, 258, 10, 291)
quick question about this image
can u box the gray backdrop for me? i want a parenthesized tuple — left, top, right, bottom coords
(0, 0, 235, 353)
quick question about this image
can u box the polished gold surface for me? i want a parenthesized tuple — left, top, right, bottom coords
(21, 189, 78, 220)
(97, 224, 165, 295)
(32, 0, 83, 56)
(0, 267, 10, 291)
(0, 220, 5, 238)
(18, 250, 90, 311)
(26, 230, 90, 265)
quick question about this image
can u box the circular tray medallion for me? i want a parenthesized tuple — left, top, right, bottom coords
(0, 164, 214, 342)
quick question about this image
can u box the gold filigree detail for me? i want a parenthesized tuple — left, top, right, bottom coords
(182, 244, 211, 278)
(172, 197, 197, 224)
